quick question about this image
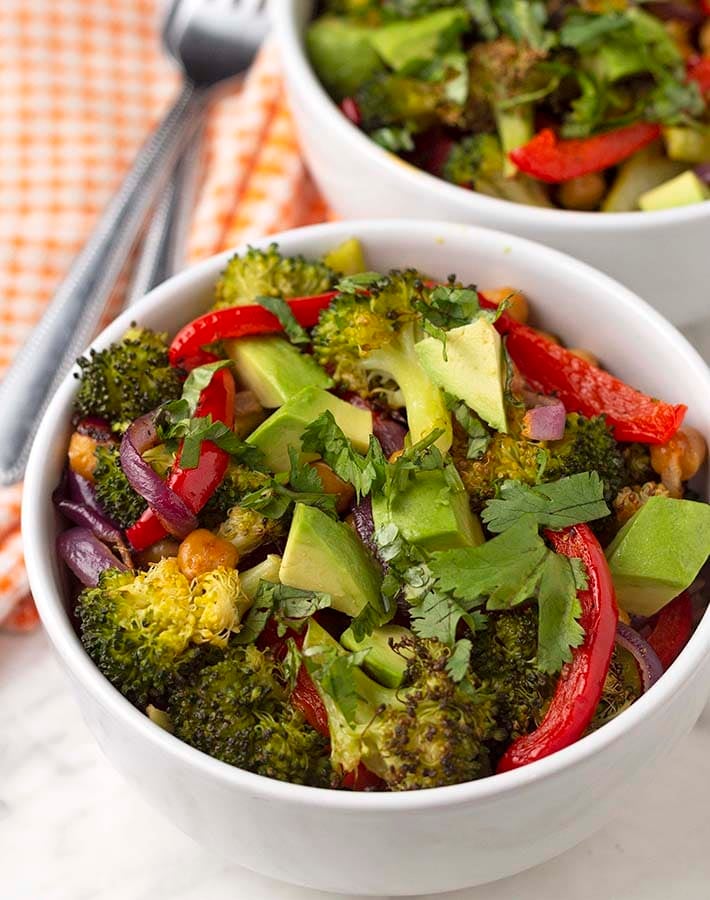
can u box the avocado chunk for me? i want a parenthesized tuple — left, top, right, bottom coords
(663, 127, 710, 164)
(307, 17, 384, 99)
(341, 624, 413, 688)
(371, 468, 484, 552)
(496, 106, 533, 178)
(602, 144, 685, 212)
(323, 238, 367, 276)
(247, 386, 372, 472)
(415, 317, 507, 433)
(280, 504, 383, 618)
(370, 8, 468, 72)
(606, 496, 710, 616)
(639, 170, 710, 211)
(225, 336, 332, 408)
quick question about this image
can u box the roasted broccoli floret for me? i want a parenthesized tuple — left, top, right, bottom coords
(93, 444, 147, 529)
(587, 644, 642, 733)
(311, 270, 452, 450)
(356, 72, 462, 134)
(169, 644, 332, 786)
(217, 506, 286, 556)
(213, 244, 336, 310)
(443, 133, 504, 188)
(470, 606, 555, 751)
(73, 327, 182, 433)
(309, 632, 495, 790)
(200, 463, 270, 528)
(545, 414, 629, 501)
(77, 559, 248, 707)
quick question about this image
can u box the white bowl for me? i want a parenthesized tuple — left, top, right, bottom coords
(23, 220, 710, 896)
(271, 0, 710, 329)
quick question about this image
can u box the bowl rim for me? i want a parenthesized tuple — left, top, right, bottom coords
(270, 0, 710, 230)
(23, 218, 710, 813)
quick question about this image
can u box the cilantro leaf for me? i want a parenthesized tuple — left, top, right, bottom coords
(304, 647, 370, 725)
(444, 393, 490, 459)
(447, 638, 473, 683)
(239, 450, 338, 520)
(256, 295, 310, 346)
(234, 581, 332, 644)
(410, 589, 485, 645)
(162, 360, 232, 422)
(536, 551, 584, 673)
(481, 472, 609, 534)
(165, 415, 263, 470)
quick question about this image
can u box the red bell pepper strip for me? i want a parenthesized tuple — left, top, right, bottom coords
(647, 591, 693, 670)
(501, 320, 687, 444)
(126, 365, 236, 550)
(498, 524, 618, 773)
(509, 123, 661, 184)
(687, 56, 710, 95)
(168, 292, 338, 369)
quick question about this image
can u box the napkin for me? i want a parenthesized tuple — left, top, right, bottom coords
(0, 0, 330, 631)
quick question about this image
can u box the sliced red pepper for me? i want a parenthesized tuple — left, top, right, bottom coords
(497, 524, 618, 773)
(340, 97, 362, 127)
(687, 56, 710, 95)
(647, 591, 693, 670)
(168, 292, 338, 369)
(292, 663, 331, 738)
(510, 123, 661, 184)
(501, 320, 686, 443)
(126, 365, 236, 550)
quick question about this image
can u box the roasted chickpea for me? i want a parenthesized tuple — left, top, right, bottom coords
(558, 172, 606, 211)
(310, 461, 355, 513)
(483, 286, 529, 323)
(135, 538, 181, 568)
(568, 348, 599, 367)
(177, 529, 239, 580)
(68, 431, 100, 481)
(664, 20, 694, 59)
(700, 20, 710, 55)
(650, 426, 707, 498)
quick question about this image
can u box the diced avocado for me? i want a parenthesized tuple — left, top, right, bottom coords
(247, 386, 372, 472)
(323, 238, 367, 276)
(371, 469, 484, 552)
(496, 106, 533, 178)
(225, 336, 332, 408)
(280, 504, 383, 618)
(415, 317, 507, 433)
(307, 17, 384, 100)
(341, 624, 413, 688)
(370, 8, 468, 72)
(602, 144, 685, 212)
(606, 496, 710, 616)
(663, 127, 710, 164)
(638, 170, 709, 212)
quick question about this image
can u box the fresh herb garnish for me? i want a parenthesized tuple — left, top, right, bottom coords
(256, 295, 310, 346)
(234, 581, 332, 644)
(303, 646, 371, 725)
(239, 447, 338, 519)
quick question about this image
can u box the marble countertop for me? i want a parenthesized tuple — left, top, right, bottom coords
(3, 319, 710, 900)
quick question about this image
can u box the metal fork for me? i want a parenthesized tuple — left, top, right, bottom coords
(0, 0, 268, 485)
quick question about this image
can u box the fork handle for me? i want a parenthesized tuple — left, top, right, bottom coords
(0, 81, 207, 485)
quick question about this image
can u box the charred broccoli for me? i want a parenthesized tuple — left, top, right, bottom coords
(587, 644, 642, 733)
(200, 463, 270, 528)
(74, 327, 182, 433)
(78, 558, 248, 707)
(93, 444, 147, 529)
(169, 644, 332, 786)
(545, 414, 628, 502)
(306, 623, 495, 790)
(213, 244, 336, 310)
(311, 270, 452, 450)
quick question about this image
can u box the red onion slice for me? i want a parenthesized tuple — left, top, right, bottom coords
(345, 394, 408, 457)
(351, 497, 385, 566)
(57, 527, 127, 586)
(56, 498, 122, 546)
(120, 413, 197, 539)
(521, 394, 566, 441)
(615, 622, 664, 693)
(694, 163, 710, 186)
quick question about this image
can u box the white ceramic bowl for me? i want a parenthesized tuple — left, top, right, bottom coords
(271, 0, 710, 329)
(23, 221, 710, 896)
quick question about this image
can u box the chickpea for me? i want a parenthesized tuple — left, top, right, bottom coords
(568, 348, 599, 367)
(135, 538, 180, 568)
(558, 172, 606, 211)
(650, 426, 707, 498)
(700, 20, 710, 56)
(68, 431, 100, 481)
(483, 286, 529, 323)
(310, 461, 355, 513)
(177, 529, 239, 580)
(664, 20, 693, 59)
(389, 448, 404, 463)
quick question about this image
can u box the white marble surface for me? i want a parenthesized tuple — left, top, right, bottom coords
(3, 319, 709, 900)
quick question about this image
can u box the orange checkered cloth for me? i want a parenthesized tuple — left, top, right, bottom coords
(0, 0, 330, 632)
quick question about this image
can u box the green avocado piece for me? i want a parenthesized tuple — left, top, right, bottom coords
(496, 106, 533, 178)
(415, 316, 507, 433)
(606, 496, 710, 616)
(602, 144, 685, 212)
(663, 127, 710, 164)
(371, 469, 484, 552)
(225, 336, 332, 408)
(307, 17, 384, 100)
(280, 504, 383, 618)
(246, 386, 372, 472)
(340, 624, 413, 688)
(323, 238, 367, 276)
(370, 8, 468, 72)
(639, 170, 710, 212)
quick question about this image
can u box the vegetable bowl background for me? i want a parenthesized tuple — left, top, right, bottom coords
(271, 0, 710, 329)
(22, 220, 710, 896)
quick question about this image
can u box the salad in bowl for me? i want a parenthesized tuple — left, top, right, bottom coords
(306, 0, 710, 212)
(53, 235, 710, 792)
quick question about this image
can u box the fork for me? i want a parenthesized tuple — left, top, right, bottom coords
(0, 0, 268, 485)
